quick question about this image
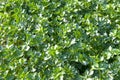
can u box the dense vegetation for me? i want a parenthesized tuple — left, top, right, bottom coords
(0, 0, 120, 79)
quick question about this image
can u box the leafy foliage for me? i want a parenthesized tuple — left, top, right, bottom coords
(0, 0, 120, 79)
